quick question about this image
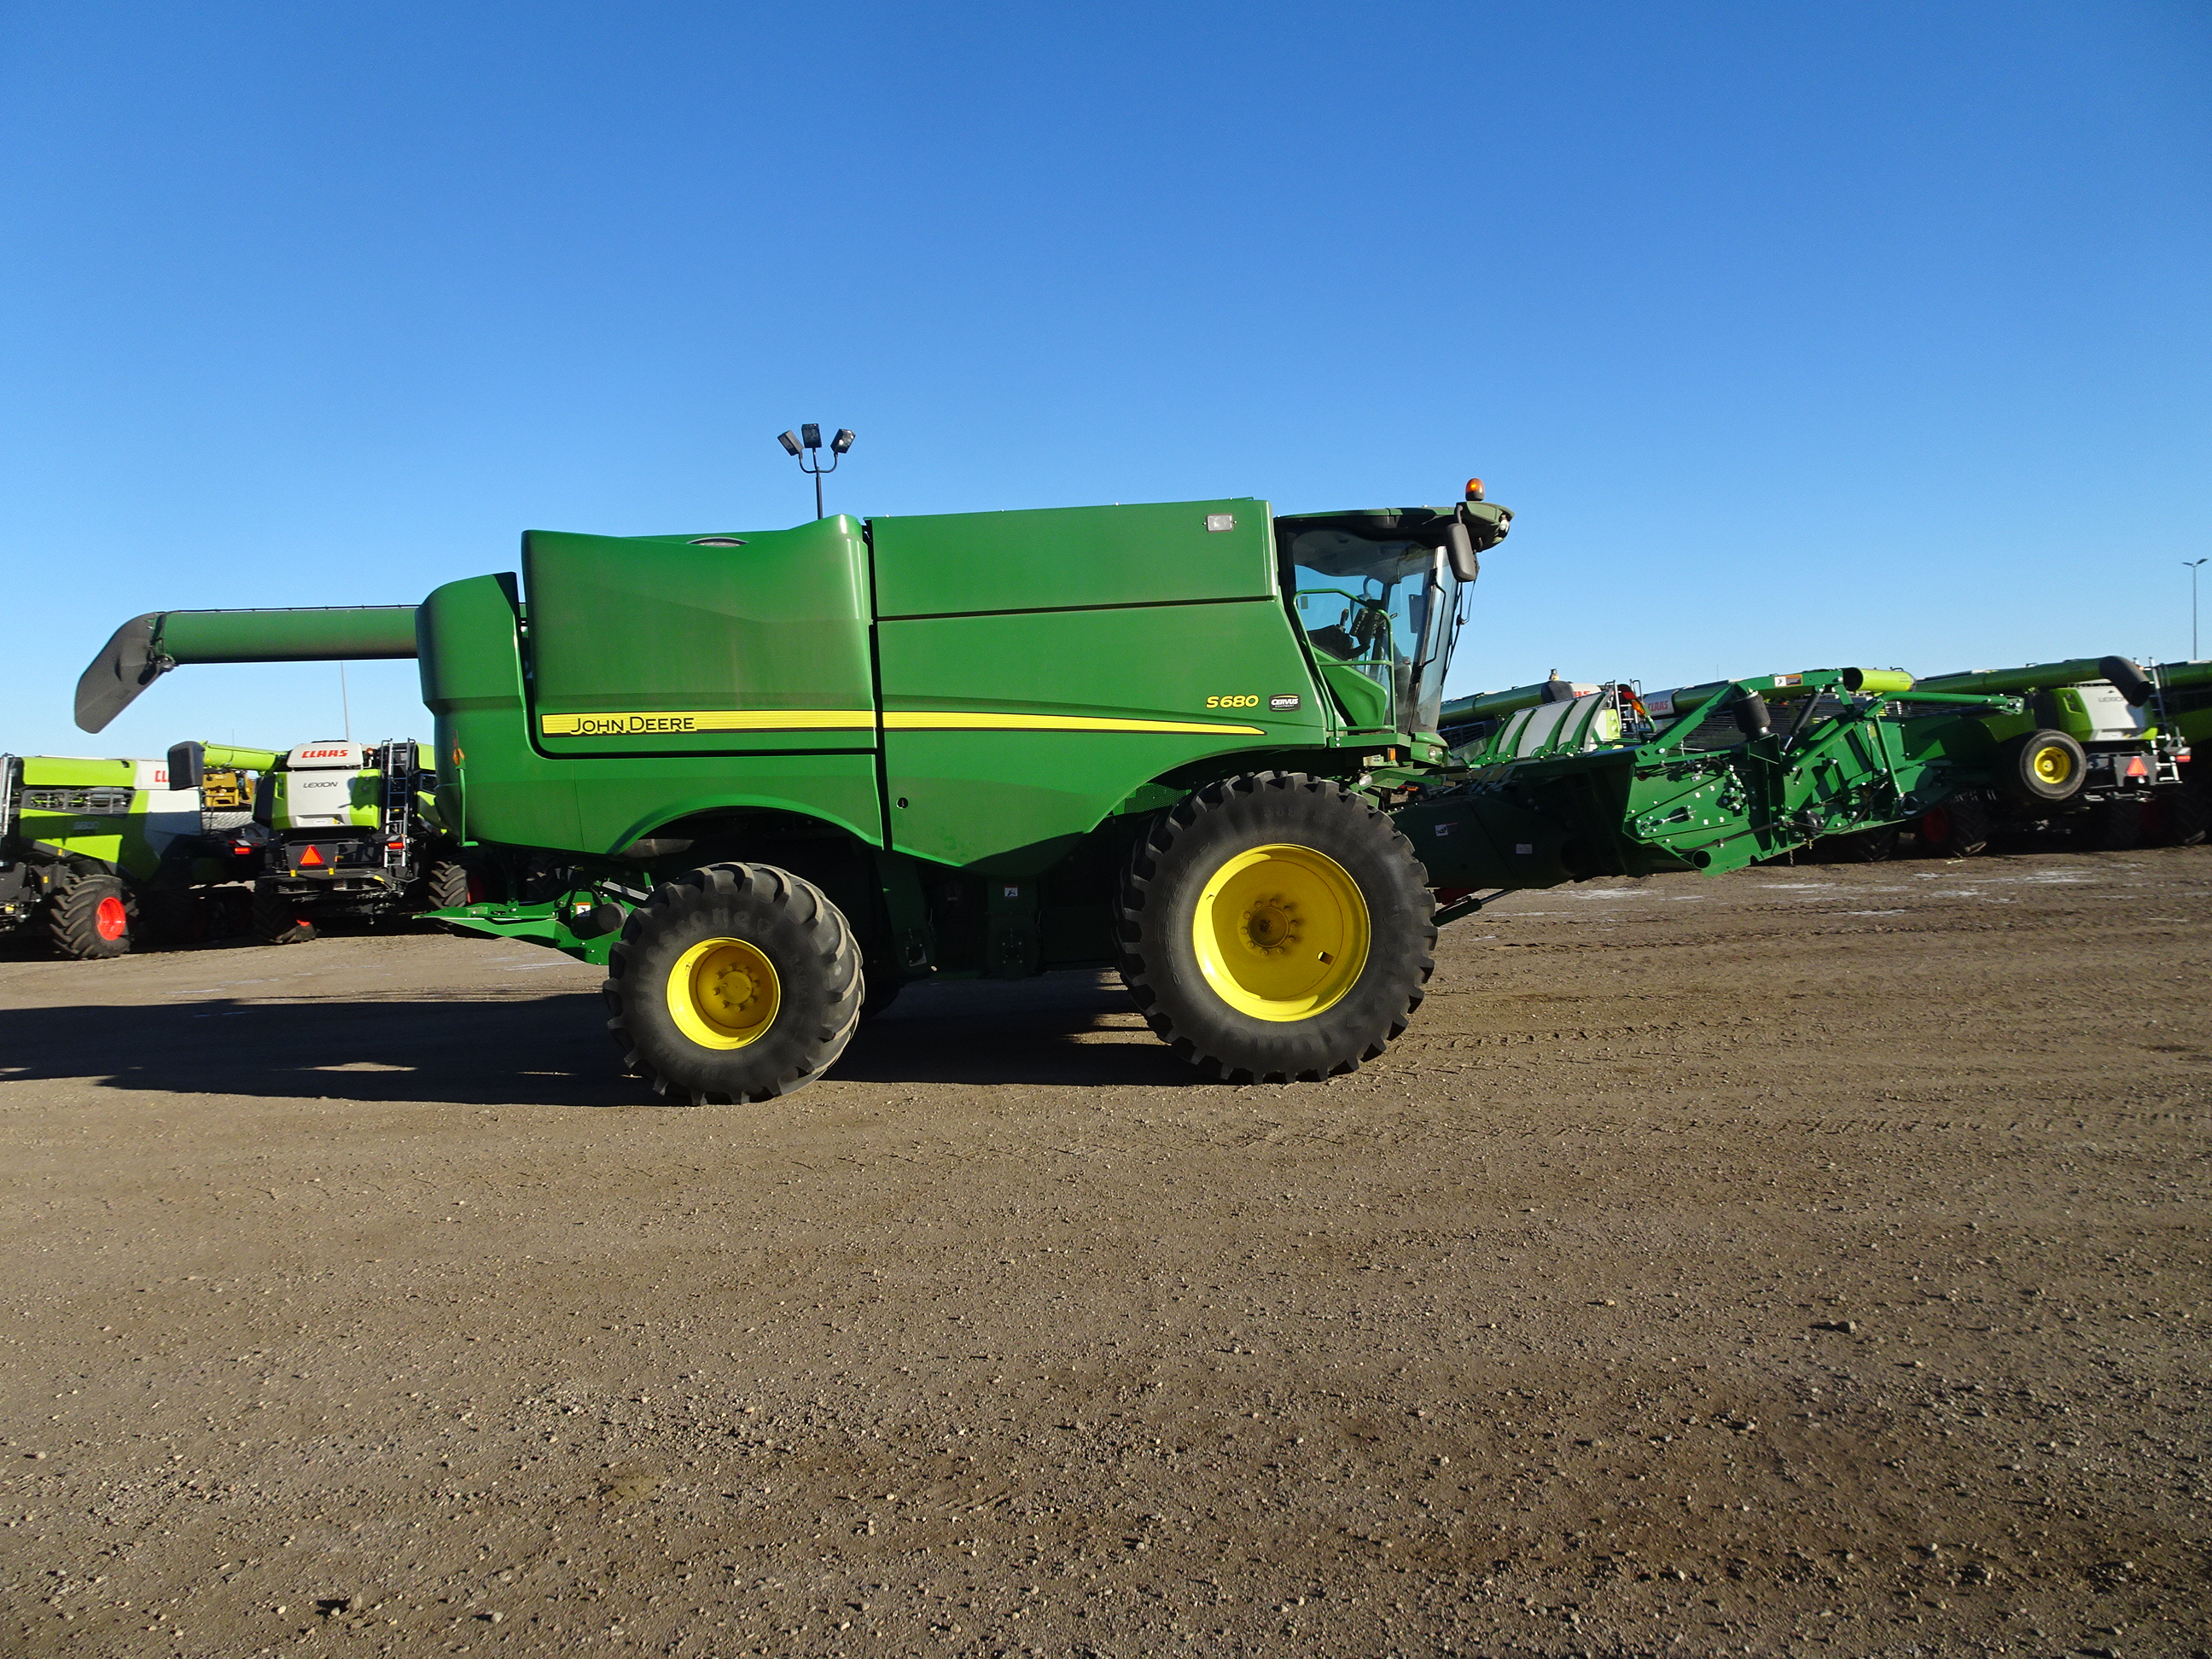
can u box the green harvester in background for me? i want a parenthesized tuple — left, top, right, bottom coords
(0, 749, 265, 958)
(79, 483, 2085, 1098)
(166, 736, 462, 943)
(1441, 653, 2212, 860)
(1888, 654, 2203, 854)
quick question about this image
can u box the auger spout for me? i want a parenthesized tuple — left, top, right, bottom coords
(75, 606, 419, 732)
(1917, 655, 2153, 707)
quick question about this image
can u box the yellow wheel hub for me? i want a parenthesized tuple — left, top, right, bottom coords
(1190, 842, 1369, 1022)
(2032, 744, 2075, 786)
(667, 936, 782, 1050)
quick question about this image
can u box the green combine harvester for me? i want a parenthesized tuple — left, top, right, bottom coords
(165, 736, 463, 942)
(1443, 651, 2212, 859)
(0, 750, 263, 958)
(79, 484, 2104, 1097)
(1900, 655, 2197, 853)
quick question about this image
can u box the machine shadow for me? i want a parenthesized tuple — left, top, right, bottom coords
(0, 973, 1193, 1105)
(833, 971, 1196, 1088)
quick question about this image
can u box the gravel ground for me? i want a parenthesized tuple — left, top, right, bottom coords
(2, 846, 2207, 1658)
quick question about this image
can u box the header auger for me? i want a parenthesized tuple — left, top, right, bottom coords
(78, 489, 2032, 1100)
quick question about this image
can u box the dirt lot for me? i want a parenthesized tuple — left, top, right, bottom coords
(2, 847, 2207, 1658)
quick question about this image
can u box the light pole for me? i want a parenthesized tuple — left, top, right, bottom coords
(2189, 558, 2209, 660)
(777, 424, 855, 519)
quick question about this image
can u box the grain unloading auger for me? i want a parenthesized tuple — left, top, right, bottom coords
(76, 607, 463, 937)
(74, 486, 2019, 1101)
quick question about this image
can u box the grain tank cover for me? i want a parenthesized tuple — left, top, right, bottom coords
(522, 518, 875, 754)
(870, 499, 1275, 617)
(286, 741, 366, 770)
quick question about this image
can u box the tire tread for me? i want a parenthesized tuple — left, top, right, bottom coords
(1115, 771, 1434, 1082)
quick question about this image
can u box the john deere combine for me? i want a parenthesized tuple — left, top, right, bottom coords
(79, 486, 2081, 1097)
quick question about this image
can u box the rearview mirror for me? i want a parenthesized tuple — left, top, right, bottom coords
(166, 741, 205, 790)
(1443, 520, 1480, 583)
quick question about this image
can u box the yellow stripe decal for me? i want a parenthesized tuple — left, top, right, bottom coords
(882, 712, 1266, 736)
(541, 710, 874, 737)
(540, 710, 1266, 738)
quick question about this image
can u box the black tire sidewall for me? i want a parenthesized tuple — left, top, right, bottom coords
(1924, 793, 1991, 857)
(251, 883, 316, 944)
(2004, 730, 2087, 806)
(2169, 767, 2212, 847)
(607, 865, 859, 1100)
(49, 872, 135, 959)
(1128, 778, 1431, 1079)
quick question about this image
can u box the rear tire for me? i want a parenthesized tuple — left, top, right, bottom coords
(203, 886, 253, 940)
(2163, 765, 2212, 848)
(423, 859, 470, 911)
(46, 872, 135, 960)
(251, 884, 317, 945)
(1997, 729, 2088, 807)
(603, 862, 862, 1105)
(1817, 824, 1899, 864)
(1919, 793, 1992, 859)
(2075, 797, 2145, 853)
(1116, 771, 1434, 1082)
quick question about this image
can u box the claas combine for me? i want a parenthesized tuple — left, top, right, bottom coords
(77, 486, 2074, 1099)
(163, 737, 462, 941)
(0, 750, 263, 958)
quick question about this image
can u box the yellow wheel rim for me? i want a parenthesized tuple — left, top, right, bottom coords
(2032, 744, 2075, 786)
(1190, 842, 1369, 1022)
(667, 936, 782, 1050)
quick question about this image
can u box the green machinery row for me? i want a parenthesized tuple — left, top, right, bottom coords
(63, 485, 2209, 1096)
(1434, 650, 2212, 862)
(0, 734, 463, 958)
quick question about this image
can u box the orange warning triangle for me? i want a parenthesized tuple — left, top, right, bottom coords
(299, 845, 325, 866)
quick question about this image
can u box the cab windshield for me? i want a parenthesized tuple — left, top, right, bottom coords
(1282, 523, 1463, 735)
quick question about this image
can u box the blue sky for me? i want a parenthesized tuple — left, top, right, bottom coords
(3, 2, 2207, 758)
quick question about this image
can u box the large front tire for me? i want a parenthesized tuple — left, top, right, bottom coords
(1116, 772, 1435, 1082)
(46, 872, 136, 960)
(603, 863, 863, 1105)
